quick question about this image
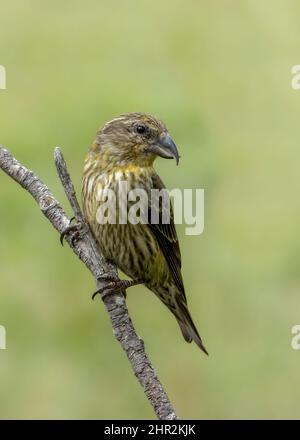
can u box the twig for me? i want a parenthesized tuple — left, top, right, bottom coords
(0, 145, 178, 420)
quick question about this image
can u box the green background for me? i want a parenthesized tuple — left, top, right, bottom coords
(0, 0, 300, 419)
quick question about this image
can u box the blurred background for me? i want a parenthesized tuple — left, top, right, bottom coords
(0, 0, 300, 419)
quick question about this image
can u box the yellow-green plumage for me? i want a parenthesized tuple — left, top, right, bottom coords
(82, 113, 207, 354)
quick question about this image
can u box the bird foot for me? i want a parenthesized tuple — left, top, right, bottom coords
(60, 217, 85, 246)
(92, 277, 143, 300)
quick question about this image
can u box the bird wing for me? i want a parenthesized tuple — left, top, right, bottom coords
(148, 173, 186, 300)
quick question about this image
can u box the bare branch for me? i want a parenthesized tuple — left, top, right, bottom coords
(0, 145, 178, 420)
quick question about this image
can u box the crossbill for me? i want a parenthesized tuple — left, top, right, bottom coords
(82, 113, 207, 354)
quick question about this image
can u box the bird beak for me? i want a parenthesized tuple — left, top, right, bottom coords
(149, 133, 180, 165)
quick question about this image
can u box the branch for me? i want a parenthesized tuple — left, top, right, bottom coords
(0, 146, 178, 420)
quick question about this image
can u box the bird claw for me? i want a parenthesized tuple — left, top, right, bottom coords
(60, 218, 84, 246)
(92, 277, 143, 300)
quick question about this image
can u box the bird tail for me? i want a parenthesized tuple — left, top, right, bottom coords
(175, 300, 209, 356)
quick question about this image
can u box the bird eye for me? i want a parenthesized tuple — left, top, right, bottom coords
(135, 124, 146, 134)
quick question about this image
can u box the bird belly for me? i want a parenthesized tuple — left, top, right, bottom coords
(83, 168, 169, 285)
(96, 222, 167, 284)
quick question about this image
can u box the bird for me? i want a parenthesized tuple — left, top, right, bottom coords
(81, 112, 208, 354)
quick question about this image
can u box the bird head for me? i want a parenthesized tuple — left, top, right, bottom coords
(91, 113, 180, 168)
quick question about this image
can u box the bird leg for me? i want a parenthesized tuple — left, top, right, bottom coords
(92, 276, 143, 300)
(60, 217, 85, 246)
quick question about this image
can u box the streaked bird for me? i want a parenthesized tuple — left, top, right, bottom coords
(82, 112, 207, 354)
